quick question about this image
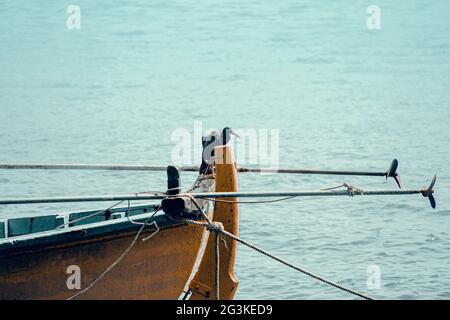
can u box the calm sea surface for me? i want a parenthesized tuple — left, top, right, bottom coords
(1, 1, 450, 299)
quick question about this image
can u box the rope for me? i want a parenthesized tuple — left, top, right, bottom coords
(126, 200, 161, 226)
(320, 183, 364, 197)
(67, 206, 161, 300)
(64, 189, 204, 300)
(203, 196, 297, 204)
(182, 194, 212, 225)
(55, 200, 125, 230)
(62, 182, 371, 300)
(176, 218, 373, 300)
(214, 232, 220, 300)
(134, 189, 176, 196)
(63, 189, 203, 299)
(181, 289, 191, 300)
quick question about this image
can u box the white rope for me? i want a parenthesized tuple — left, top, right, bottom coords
(177, 217, 373, 300)
(67, 206, 161, 300)
(55, 200, 125, 230)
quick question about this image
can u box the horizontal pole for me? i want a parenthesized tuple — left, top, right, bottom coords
(0, 163, 387, 177)
(0, 163, 199, 172)
(237, 168, 386, 176)
(0, 189, 424, 205)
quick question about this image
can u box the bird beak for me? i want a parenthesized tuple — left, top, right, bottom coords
(228, 129, 240, 139)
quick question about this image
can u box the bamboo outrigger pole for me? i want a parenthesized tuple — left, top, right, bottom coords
(0, 159, 402, 188)
(0, 176, 436, 208)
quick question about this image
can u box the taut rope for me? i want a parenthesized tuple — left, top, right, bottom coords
(176, 217, 373, 300)
(66, 207, 161, 300)
(64, 184, 374, 300)
(175, 196, 373, 301)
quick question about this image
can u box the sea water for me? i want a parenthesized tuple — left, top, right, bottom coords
(1, 1, 450, 299)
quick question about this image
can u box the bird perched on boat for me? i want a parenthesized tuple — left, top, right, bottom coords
(199, 127, 240, 174)
(165, 127, 240, 219)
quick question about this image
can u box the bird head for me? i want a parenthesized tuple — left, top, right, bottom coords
(222, 127, 240, 145)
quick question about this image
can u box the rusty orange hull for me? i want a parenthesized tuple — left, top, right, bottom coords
(0, 219, 206, 300)
(0, 146, 239, 300)
(189, 146, 240, 300)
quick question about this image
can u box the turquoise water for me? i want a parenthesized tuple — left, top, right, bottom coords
(1, 1, 450, 299)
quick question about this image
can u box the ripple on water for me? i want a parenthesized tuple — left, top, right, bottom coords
(1, 0, 450, 300)
(425, 234, 440, 242)
(431, 210, 450, 216)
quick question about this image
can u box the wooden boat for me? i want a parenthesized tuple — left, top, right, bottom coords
(0, 127, 437, 300)
(0, 143, 239, 300)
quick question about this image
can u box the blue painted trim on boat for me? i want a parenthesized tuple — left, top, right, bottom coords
(0, 220, 5, 239)
(8, 215, 65, 237)
(3, 203, 159, 238)
(68, 204, 159, 227)
(0, 207, 183, 258)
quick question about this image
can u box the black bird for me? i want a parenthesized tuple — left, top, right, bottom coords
(199, 127, 240, 174)
(222, 127, 240, 145)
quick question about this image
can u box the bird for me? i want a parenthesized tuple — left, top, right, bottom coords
(222, 127, 240, 145)
(199, 127, 240, 174)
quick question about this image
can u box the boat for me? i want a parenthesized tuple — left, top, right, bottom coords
(0, 128, 437, 300)
(0, 132, 239, 300)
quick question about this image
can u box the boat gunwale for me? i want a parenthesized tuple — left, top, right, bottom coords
(0, 208, 187, 258)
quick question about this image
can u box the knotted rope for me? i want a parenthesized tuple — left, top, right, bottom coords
(321, 183, 364, 197)
(64, 182, 372, 300)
